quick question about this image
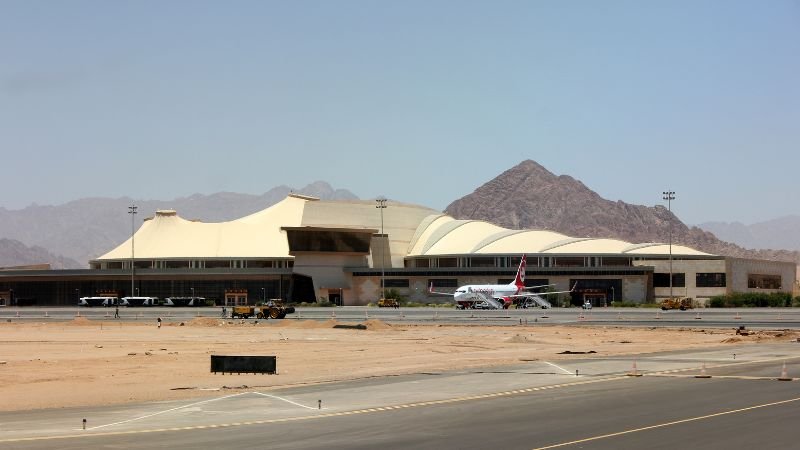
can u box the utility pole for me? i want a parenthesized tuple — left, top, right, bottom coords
(662, 191, 675, 301)
(128, 204, 137, 297)
(375, 197, 388, 300)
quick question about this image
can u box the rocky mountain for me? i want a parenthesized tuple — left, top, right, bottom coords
(697, 216, 800, 252)
(0, 238, 82, 269)
(0, 182, 358, 268)
(445, 160, 800, 264)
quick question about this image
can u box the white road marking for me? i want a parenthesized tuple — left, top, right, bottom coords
(544, 361, 574, 375)
(252, 392, 320, 410)
(85, 392, 250, 430)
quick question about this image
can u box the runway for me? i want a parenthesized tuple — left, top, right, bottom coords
(1, 342, 799, 449)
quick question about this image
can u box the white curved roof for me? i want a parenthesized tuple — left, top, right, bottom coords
(97, 195, 308, 260)
(96, 195, 440, 262)
(96, 194, 712, 261)
(409, 217, 712, 257)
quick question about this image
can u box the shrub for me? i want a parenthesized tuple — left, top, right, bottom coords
(610, 301, 639, 308)
(707, 292, 792, 308)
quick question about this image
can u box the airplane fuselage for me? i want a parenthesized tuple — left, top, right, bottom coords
(453, 284, 520, 302)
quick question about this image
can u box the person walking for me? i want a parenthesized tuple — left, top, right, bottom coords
(157, 317, 162, 329)
(114, 305, 120, 319)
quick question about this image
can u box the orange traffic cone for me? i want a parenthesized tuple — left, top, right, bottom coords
(695, 362, 711, 378)
(331, 310, 336, 319)
(627, 360, 643, 377)
(779, 361, 791, 381)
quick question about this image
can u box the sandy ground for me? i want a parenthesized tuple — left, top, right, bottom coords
(0, 317, 796, 412)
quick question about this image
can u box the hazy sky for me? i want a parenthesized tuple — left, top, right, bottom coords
(2, 1, 798, 225)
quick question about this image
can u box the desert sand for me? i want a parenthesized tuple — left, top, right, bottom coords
(0, 317, 794, 412)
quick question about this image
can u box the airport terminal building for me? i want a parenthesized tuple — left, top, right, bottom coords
(0, 194, 796, 306)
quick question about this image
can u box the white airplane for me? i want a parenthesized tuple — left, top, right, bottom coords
(428, 255, 576, 309)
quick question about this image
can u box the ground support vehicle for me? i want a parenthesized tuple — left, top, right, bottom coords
(377, 298, 399, 308)
(661, 297, 694, 311)
(231, 306, 257, 319)
(257, 300, 296, 319)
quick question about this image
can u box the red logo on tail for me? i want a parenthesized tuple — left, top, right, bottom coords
(514, 255, 526, 291)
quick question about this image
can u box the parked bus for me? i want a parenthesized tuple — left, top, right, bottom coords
(121, 296, 159, 307)
(163, 297, 205, 307)
(78, 296, 125, 307)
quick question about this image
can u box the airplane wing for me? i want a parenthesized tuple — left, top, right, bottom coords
(428, 283, 455, 296)
(518, 283, 556, 292)
(503, 283, 577, 298)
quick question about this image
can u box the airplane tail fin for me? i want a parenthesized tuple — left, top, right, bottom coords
(513, 255, 527, 290)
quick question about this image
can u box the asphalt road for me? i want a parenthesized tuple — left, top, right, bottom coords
(3, 306, 800, 329)
(2, 343, 799, 449)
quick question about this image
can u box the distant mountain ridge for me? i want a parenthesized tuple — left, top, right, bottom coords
(697, 216, 800, 252)
(0, 238, 81, 269)
(445, 160, 800, 264)
(0, 182, 358, 268)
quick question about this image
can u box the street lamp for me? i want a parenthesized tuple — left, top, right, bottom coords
(261, 287, 265, 303)
(662, 191, 675, 301)
(190, 287, 195, 301)
(375, 197, 388, 300)
(128, 204, 137, 297)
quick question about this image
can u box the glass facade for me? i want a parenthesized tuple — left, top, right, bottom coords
(384, 279, 410, 288)
(428, 279, 458, 288)
(654, 273, 686, 288)
(748, 274, 781, 289)
(696, 272, 726, 288)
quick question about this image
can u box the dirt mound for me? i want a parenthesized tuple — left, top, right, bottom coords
(505, 334, 535, 343)
(187, 318, 225, 327)
(64, 316, 93, 326)
(364, 320, 392, 330)
(721, 337, 743, 343)
(280, 319, 339, 329)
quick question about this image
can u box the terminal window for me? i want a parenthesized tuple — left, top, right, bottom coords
(696, 272, 726, 288)
(429, 279, 458, 288)
(384, 279, 410, 288)
(748, 274, 781, 289)
(654, 273, 686, 287)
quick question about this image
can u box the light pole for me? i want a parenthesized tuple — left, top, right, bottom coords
(375, 197, 387, 300)
(190, 287, 195, 300)
(662, 191, 675, 301)
(611, 285, 615, 306)
(261, 287, 265, 304)
(128, 204, 137, 297)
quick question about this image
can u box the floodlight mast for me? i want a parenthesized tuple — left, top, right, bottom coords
(128, 204, 138, 298)
(375, 197, 388, 300)
(662, 191, 675, 301)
